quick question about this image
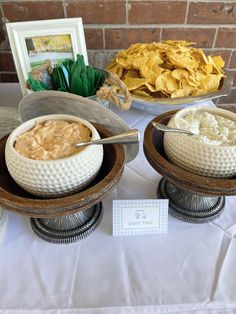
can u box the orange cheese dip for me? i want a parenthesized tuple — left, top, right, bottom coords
(14, 120, 91, 160)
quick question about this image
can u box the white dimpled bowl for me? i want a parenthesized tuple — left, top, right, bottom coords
(5, 114, 104, 198)
(163, 106, 236, 178)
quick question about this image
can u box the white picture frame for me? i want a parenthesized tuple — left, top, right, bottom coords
(6, 18, 88, 96)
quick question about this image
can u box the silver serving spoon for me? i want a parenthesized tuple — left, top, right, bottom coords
(152, 121, 197, 136)
(73, 128, 140, 148)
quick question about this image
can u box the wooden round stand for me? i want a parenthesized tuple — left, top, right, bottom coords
(144, 110, 236, 223)
(0, 124, 125, 243)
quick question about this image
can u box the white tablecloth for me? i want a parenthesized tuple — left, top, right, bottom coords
(0, 84, 236, 314)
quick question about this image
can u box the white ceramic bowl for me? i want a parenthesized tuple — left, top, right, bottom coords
(163, 106, 236, 178)
(5, 114, 104, 198)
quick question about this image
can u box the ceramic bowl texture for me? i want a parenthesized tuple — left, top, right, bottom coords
(163, 106, 236, 178)
(5, 114, 103, 198)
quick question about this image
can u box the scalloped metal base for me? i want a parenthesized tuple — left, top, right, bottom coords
(157, 178, 225, 223)
(30, 202, 103, 244)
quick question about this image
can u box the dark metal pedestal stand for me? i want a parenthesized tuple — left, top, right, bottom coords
(157, 178, 225, 223)
(30, 202, 103, 244)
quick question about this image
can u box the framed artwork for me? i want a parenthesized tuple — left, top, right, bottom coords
(6, 18, 88, 96)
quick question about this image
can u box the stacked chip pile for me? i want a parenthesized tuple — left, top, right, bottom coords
(107, 40, 225, 99)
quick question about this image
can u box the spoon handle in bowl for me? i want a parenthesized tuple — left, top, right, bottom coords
(152, 121, 195, 136)
(74, 128, 140, 147)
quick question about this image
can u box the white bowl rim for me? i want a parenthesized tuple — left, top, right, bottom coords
(171, 106, 236, 148)
(6, 114, 101, 164)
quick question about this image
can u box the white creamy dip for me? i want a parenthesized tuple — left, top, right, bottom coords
(177, 111, 236, 146)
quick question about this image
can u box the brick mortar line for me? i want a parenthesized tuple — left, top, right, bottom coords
(212, 27, 219, 49)
(125, 0, 129, 25)
(62, 0, 67, 18)
(84, 24, 236, 29)
(0, 4, 11, 52)
(184, 0, 190, 24)
(228, 50, 234, 69)
(159, 28, 163, 41)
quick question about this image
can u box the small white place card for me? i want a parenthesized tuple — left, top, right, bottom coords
(113, 199, 168, 236)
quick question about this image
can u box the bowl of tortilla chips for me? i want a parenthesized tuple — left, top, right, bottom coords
(107, 40, 233, 114)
